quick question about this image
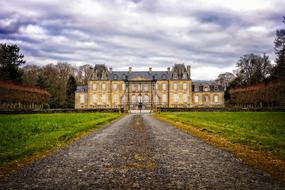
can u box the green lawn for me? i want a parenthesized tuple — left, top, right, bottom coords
(159, 112, 285, 160)
(0, 113, 121, 167)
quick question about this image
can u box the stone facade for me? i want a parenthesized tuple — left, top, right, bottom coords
(75, 64, 224, 111)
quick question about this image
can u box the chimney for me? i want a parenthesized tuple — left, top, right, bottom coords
(149, 67, 152, 73)
(109, 67, 112, 73)
(187, 65, 191, 78)
(167, 67, 171, 73)
(128, 67, 132, 72)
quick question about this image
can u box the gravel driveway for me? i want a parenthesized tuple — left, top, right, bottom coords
(1, 114, 284, 189)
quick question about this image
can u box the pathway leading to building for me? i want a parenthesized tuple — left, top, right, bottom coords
(1, 114, 284, 189)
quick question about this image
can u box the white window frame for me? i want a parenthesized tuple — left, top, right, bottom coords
(162, 94, 167, 103)
(183, 83, 187, 90)
(101, 94, 106, 104)
(113, 83, 117, 90)
(173, 83, 178, 90)
(92, 94, 97, 104)
(173, 94, 178, 103)
(132, 95, 136, 103)
(144, 95, 149, 103)
(214, 95, 219, 103)
(113, 94, 117, 103)
(132, 84, 136, 91)
(102, 83, 106, 91)
(80, 94, 85, 104)
(138, 95, 142, 103)
(183, 94, 187, 103)
(144, 84, 148, 91)
(162, 83, 167, 90)
(194, 95, 199, 103)
(204, 96, 209, 103)
(92, 83, 96, 90)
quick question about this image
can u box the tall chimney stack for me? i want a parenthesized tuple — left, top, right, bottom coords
(109, 67, 112, 73)
(149, 67, 152, 73)
(128, 67, 132, 72)
(167, 67, 171, 73)
(187, 65, 191, 78)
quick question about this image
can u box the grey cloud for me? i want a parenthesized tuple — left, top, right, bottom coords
(0, 0, 284, 80)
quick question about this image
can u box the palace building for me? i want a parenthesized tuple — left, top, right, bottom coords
(75, 64, 224, 111)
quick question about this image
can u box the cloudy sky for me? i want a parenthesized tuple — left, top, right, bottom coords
(0, 0, 284, 79)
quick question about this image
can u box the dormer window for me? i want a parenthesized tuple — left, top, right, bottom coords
(182, 73, 187, 79)
(161, 74, 167, 80)
(113, 74, 118, 80)
(204, 85, 210, 92)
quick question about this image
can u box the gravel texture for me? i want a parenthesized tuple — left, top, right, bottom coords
(1, 114, 285, 189)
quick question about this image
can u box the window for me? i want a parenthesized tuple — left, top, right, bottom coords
(138, 95, 142, 102)
(204, 96, 209, 103)
(92, 94, 97, 104)
(144, 95, 149, 103)
(101, 94, 106, 104)
(204, 86, 209, 92)
(122, 95, 127, 103)
(113, 94, 117, 103)
(144, 84, 148, 91)
(214, 95, 219, 103)
(162, 83, 167, 90)
(154, 95, 159, 103)
(155, 84, 158, 90)
(162, 94, 167, 103)
(132, 95, 136, 103)
(183, 94, 187, 102)
(183, 83, 187, 90)
(161, 74, 167, 80)
(194, 86, 199, 92)
(92, 84, 96, 90)
(80, 94, 85, 104)
(113, 84, 117, 90)
(194, 95, 199, 103)
(102, 83, 106, 91)
(173, 83, 177, 90)
(132, 84, 136, 91)
(173, 94, 178, 103)
(122, 83, 126, 91)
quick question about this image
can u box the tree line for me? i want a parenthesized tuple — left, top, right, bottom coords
(0, 44, 95, 108)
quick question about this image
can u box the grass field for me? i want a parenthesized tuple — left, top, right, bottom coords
(0, 113, 121, 167)
(158, 112, 285, 160)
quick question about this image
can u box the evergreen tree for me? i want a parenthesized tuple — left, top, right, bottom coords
(36, 74, 49, 88)
(271, 17, 285, 80)
(0, 43, 26, 82)
(65, 75, 77, 108)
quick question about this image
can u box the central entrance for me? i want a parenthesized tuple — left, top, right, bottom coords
(123, 77, 157, 112)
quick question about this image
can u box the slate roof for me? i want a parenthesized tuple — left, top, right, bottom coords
(76, 86, 88, 92)
(108, 71, 172, 80)
(192, 80, 224, 92)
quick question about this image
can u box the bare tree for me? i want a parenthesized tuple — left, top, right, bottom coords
(235, 53, 272, 86)
(215, 72, 235, 87)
